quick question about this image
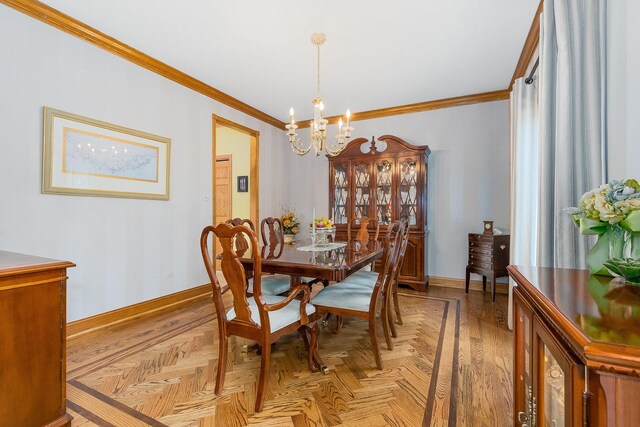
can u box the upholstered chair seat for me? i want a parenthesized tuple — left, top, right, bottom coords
(346, 270, 379, 287)
(247, 274, 292, 295)
(227, 294, 317, 333)
(312, 283, 374, 312)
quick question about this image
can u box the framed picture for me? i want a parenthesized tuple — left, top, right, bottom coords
(42, 107, 171, 200)
(237, 175, 248, 192)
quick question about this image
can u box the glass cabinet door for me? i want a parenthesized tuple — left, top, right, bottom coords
(352, 161, 372, 219)
(533, 317, 582, 427)
(332, 162, 349, 224)
(398, 157, 419, 226)
(514, 292, 534, 427)
(375, 159, 394, 225)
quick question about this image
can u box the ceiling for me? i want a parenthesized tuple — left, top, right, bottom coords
(42, 0, 539, 121)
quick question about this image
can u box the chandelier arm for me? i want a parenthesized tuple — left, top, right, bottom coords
(290, 137, 312, 155)
(324, 138, 348, 157)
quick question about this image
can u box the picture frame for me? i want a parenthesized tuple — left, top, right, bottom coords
(237, 175, 248, 192)
(42, 107, 171, 200)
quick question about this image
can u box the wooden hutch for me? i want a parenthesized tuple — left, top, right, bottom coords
(509, 265, 640, 426)
(329, 135, 430, 291)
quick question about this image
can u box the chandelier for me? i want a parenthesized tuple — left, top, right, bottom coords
(286, 33, 353, 157)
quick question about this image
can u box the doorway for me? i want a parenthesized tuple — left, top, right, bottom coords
(212, 115, 259, 265)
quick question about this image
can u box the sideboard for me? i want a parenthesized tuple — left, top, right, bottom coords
(508, 265, 640, 426)
(0, 251, 75, 427)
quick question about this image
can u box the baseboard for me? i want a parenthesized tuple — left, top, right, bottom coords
(67, 284, 212, 339)
(429, 276, 509, 295)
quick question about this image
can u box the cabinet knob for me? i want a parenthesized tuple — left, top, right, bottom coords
(518, 411, 529, 424)
(500, 244, 506, 250)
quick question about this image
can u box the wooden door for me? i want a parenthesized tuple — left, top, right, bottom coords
(215, 155, 232, 267)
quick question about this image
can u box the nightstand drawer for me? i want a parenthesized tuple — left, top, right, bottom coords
(469, 234, 494, 244)
(470, 245, 493, 255)
(469, 259, 492, 269)
(469, 252, 492, 263)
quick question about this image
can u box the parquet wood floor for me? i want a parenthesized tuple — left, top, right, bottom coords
(66, 286, 512, 427)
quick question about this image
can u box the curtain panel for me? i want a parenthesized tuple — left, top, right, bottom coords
(537, 0, 608, 269)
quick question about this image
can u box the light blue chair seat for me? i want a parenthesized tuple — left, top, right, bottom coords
(345, 270, 379, 288)
(312, 282, 374, 312)
(247, 274, 292, 295)
(227, 294, 316, 333)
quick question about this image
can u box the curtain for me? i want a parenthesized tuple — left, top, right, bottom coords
(508, 78, 540, 328)
(537, 0, 608, 269)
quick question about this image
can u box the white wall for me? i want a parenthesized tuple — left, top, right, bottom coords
(0, 7, 287, 322)
(284, 100, 510, 280)
(607, 0, 640, 180)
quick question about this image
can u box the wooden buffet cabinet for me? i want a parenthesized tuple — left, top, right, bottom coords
(329, 135, 430, 291)
(0, 251, 75, 427)
(509, 265, 640, 427)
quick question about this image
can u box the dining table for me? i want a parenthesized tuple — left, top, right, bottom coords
(238, 238, 383, 287)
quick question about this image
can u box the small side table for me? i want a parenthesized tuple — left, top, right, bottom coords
(465, 233, 510, 302)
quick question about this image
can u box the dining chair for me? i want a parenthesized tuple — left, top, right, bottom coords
(200, 223, 324, 412)
(346, 220, 410, 335)
(225, 217, 290, 296)
(347, 217, 380, 243)
(261, 216, 319, 289)
(311, 221, 404, 369)
(348, 217, 381, 275)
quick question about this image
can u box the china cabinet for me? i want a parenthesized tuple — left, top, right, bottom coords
(509, 265, 640, 427)
(329, 135, 429, 291)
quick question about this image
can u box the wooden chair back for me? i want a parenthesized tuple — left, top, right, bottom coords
(347, 217, 380, 242)
(389, 220, 410, 286)
(201, 223, 266, 332)
(225, 218, 255, 255)
(260, 217, 284, 246)
(369, 221, 404, 308)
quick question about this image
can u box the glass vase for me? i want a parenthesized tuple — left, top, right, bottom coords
(608, 225, 630, 259)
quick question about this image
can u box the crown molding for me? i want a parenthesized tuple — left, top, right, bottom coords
(509, 0, 543, 90)
(0, 0, 286, 129)
(295, 89, 510, 128)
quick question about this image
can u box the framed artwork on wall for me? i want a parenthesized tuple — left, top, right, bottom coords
(42, 107, 171, 200)
(237, 175, 248, 192)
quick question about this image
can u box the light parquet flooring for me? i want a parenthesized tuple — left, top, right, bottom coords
(66, 286, 512, 427)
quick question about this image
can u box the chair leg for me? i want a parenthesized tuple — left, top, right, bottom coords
(255, 337, 271, 412)
(368, 314, 383, 369)
(393, 282, 403, 325)
(298, 323, 321, 372)
(333, 315, 343, 334)
(381, 298, 394, 350)
(215, 333, 228, 395)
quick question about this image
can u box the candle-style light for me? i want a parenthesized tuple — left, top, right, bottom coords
(286, 33, 353, 157)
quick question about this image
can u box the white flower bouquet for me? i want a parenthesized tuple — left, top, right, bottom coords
(569, 179, 640, 275)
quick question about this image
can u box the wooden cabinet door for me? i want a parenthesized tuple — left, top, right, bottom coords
(399, 233, 423, 283)
(532, 316, 584, 427)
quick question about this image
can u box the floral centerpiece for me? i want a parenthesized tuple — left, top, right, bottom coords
(280, 211, 300, 243)
(569, 179, 640, 275)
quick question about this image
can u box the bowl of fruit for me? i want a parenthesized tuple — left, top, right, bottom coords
(309, 217, 335, 246)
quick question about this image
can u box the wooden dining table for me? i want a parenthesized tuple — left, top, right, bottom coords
(238, 239, 383, 286)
